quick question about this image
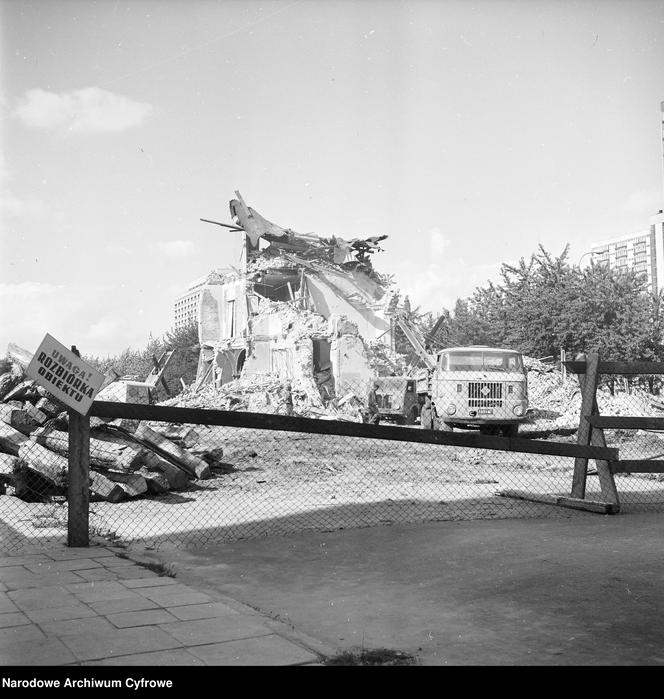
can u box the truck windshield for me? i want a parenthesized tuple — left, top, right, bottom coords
(439, 351, 524, 372)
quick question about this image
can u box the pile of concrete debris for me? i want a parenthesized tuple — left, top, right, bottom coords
(0, 343, 220, 504)
(524, 356, 661, 433)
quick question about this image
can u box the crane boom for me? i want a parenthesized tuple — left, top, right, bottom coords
(392, 314, 437, 370)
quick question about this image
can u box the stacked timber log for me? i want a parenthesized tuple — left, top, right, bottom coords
(0, 343, 224, 504)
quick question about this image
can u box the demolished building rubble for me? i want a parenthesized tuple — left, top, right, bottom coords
(0, 344, 221, 505)
(187, 191, 405, 417)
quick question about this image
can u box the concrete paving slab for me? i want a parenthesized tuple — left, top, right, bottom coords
(59, 626, 183, 662)
(187, 634, 320, 666)
(46, 547, 117, 561)
(0, 612, 30, 628)
(24, 603, 97, 624)
(113, 568, 162, 580)
(106, 609, 179, 628)
(39, 616, 117, 637)
(2, 571, 85, 590)
(24, 558, 103, 573)
(9, 587, 77, 610)
(0, 637, 78, 665)
(0, 623, 45, 644)
(121, 577, 178, 589)
(0, 565, 37, 581)
(89, 596, 159, 615)
(141, 591, 213, 607)
(138, 583, 198, 598)
(83, 649, 206, 666)
(166, 602, 242, 621)
(75, 568, 120, 582)
(0, 555, 50, 567)
(0, 593, 19, 614)
(158, 616, 273, 646)
(102, 556, 140, 568)
(66, 580, 136, 602)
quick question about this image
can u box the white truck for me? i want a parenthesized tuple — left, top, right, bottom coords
(425, 345, 528, 436)
(391, 315, 528, 436)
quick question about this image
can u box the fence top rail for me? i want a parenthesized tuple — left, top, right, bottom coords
(564, 360, 664, 376)
(89, 401, 618, 462)
(589, 415, 664, 430)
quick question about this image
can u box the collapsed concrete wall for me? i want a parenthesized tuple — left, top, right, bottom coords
(198, 277, 247, 348)
(190, 192, 397, 407)
(303, 271, 390, 343)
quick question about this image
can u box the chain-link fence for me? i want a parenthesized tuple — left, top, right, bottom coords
(3, 354, 664, 553)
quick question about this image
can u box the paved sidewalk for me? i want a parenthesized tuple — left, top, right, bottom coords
(0, 543, 326, 666)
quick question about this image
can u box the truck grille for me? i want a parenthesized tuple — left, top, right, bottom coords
(468, 382, 503, 408)
(377, 395, 392, 409)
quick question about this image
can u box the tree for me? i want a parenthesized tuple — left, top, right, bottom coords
(421, 244, 664, 370)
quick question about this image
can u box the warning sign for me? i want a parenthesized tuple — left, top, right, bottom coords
(26, 334, 105, 415)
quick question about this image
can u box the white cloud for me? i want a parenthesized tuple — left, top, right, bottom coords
(0, 192, 46, 218)
(151, 240, 198, 257)
(0, 281, 64, 298)
(13, 87, 152, 133)
(87, 316, 122, 342)
(623, 188, 663, 215)
(385, 256, 505, 315)
(429, 227, 448, 257)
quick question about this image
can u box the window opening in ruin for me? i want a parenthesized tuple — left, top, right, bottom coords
(236, 349, 246, 378)
(252, 269, 301, 302)
(227, 300, 236, 337)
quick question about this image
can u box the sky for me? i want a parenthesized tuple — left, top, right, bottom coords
(1, 0, 664, 358)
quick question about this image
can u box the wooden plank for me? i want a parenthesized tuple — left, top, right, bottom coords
(89, 401, 619, 461)
(68, 402, 90, 547)
(589, 416, 664, 430)
(564, 360, 664, 375)
(612, 460, 664, 474)
(588, 401, 620, 507)
(557, 496, 619, 514)
(571, 352, 599, 499)
(498, 489, 618, 514)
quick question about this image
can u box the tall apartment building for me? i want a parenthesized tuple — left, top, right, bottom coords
(588, 102, 664, 291)
(173, 275, 208, 329)
(590, 211, 664, 293)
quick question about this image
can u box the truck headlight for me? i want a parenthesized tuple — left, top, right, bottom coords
(513, 405, 524, 416)
(447, 404, 457, 415)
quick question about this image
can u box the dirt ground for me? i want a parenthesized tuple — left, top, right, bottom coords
(3, 424, 664, 553)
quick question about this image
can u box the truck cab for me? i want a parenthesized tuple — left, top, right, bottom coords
(429, 346, 528, 436)
(374, 376, 420, 425)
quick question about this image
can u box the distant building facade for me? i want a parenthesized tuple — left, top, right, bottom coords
(173, 275, 209, 330)
(589, 211, 664, 293)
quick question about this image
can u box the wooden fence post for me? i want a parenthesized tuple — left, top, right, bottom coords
(67, 346, 90, 547)
(571, 352, 600, 498)
(570, 351, 620, 508)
